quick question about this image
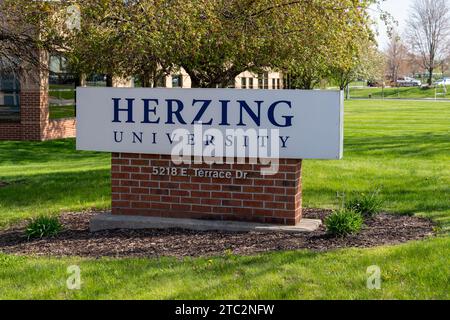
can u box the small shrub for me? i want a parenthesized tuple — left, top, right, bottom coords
(345, 190, 383, 217)
(325, 210, 363, 237)
(25, 216, 62, 240)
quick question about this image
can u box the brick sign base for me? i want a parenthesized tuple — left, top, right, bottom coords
(111, 153, 302, 226)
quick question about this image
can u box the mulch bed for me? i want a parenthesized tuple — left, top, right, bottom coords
(0, 209, 435, 258)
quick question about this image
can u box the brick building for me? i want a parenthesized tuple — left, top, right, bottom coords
(0, 54, 76, 141)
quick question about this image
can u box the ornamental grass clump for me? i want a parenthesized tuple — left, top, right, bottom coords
(345, 189, 383, 218)
(25, 215, 63, 240)
(325, 210, 363, 237)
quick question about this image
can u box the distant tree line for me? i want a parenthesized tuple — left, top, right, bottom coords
(386, 0, 450, 86)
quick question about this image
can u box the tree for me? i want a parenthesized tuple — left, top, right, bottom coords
(279, 0, 377, 89)
(385, 30, 408, 84)
(0, 0, 51, 76)
(406, 0, 450, 85)
(13, 0, 383, 90)
(329, 41, 385, 92)
(64, 0, 175, 87)
(65, 0, 380, 89)
(169, 0, 283, 88)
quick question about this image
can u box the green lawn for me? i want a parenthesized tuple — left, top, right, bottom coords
(0, 139, 110, 227)
(49, 105, 76, 119)
(0, 237, 448, 299)
(49, 90, 76, 100)
(349, 86, 450, 100)
(0, 100, 449, 299)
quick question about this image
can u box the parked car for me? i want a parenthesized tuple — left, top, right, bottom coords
(367, 80, 384, 87)
(434, 78, 450, 86)
(396, 77, 422, 87)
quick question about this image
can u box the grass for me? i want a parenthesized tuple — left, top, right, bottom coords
(49, 105, 76, 119)
(49, 90, 76, 100)
(349, 86, 450, 100)
(304, 100, 450, 231)
(0, 238, 448, 299)
(0, 139, 110, 227)
(0, 99, 449, 299)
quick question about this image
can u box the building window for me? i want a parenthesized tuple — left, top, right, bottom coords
(86, 74, 108, 87)
(241, 77, 247, 89)
(0, 74, 20, 122)
(172, 74, 183, 88)
(263, 73, 269, 89)
(259, 73, 269, 89)
(277, 78, 281, 89)
(49, 55, 76, 119)
(249, 77, 254, 89)
(272, 78, 276, 89)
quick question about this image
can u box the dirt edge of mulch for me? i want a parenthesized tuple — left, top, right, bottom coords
(0, 209, 436, 258)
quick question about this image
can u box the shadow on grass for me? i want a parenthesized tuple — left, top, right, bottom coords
(0, 169, 111, 226)
(162, 250, 320, 299)
(345, 132, 450, 158)
(0, 139, 109, 166)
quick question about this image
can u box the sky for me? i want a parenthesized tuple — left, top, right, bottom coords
(373, 0, 416, 50)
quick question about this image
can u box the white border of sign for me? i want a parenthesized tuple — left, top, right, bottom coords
(76, 88, 343, 160)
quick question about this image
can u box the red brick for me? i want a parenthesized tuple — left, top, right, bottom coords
(171, 204, 192, 211)
(131, 173, 150, 180)
(180, 183, 200, 190)
(211, 192, 232, 199)
(141, 195, 161, 202)
(140, 181, 159, 188)
(121, 166, 140, 173)
(121, 194, 140, 201)
(201, 184, 221, 191)
(191, 191, 210, 198)
(201, 199, 221, 206)
(152, 203, 171, 210)
(243, 200, 264, 208)
(181, 197, 201, 204)
(222, 200, 242, 207)
(232, 193, 253, 200)
(120, 180, 140, 187)
(110, 154, 303, 226)
(254, 179, 274, 186)
(243, 186, 263, 193)
(170, 190, 190, 197)
(264, 187, 285, 194)
(253, 209, 273, 217)
(131, 159, 149, 166)
(265, 202, 285, 209)
(130, 187, 149, 194)
(253, 194, 274, 201)
(160, 182, 180, 189)
(112, 186, 130, 193)
(192, 205, 212, 213)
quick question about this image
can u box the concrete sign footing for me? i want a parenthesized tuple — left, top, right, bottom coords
(90, 213, 322, 233)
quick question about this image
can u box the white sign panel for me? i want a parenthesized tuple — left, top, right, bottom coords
(76, 88, 343, 159)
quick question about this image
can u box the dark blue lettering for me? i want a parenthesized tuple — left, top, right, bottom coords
(166, 99, 187, 124)
(112, 98, 135, 123)
(237, 100, 262, 126)
(268, 101, 293, 127)
(141, 99, 160, 124)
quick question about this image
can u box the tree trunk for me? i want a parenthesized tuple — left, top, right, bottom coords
(106, 74, 113, 87)
(141, 73, 152, 88)
(428, 68, 434, 86)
